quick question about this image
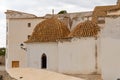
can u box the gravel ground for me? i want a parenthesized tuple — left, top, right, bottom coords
(0, 71, 17, 80)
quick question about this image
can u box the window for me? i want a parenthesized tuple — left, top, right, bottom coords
(28, 23, 31, 27)
(12, 61, 19, 68)
(6, 24, 8, 32)
(6, 39, 7, 45)
(28, 35, 31, 39)
(98, 17, 105, 24)
(83, 16, 92, 21)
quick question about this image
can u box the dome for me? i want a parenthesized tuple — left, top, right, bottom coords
(68, 20, 100, 37)
(26, 17, 70, 43)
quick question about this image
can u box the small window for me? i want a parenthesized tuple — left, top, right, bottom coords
(7, 26, 8, 32)
(12, 61, 19, 68)
(6, 23, 8, 32)
(6, 35, 8, 45)
(28, 23, 31, 27)
(28, 35, 31, 39)
(84, 16, 92, 21)
(98, 17, 105, 24)
(20, 43, 24, 46)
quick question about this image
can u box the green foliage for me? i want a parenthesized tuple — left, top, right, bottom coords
(58, 10, 67, 14)
(0, 48, 6, 56)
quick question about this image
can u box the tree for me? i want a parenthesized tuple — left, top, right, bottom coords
(0, 48, 6, 56)
(58, 10, 67, 14)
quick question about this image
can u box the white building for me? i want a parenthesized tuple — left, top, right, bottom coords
(5, 0, 120, 80)
(5, 10, 92, 70)
(101, 6, 120, 80)
(91, 1, 120, 80)
(5, 10, 45, 69)
(24, 17, 100, 74)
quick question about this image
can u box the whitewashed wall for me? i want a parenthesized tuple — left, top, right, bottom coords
(71, 18, 82, 31)
(6, 18, 44, 69)
(26, 42, 58, 72)
(101, 17, 120, 80)
(58, 38, 99, 74)
(69, 12, 92, 31)
(102, 17, 120, 38)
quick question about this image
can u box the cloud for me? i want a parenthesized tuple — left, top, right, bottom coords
(1, 0, 117, 16)
(0, 19, 6, 47)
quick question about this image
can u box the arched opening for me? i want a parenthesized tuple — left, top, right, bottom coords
(41, 54, 47, 69)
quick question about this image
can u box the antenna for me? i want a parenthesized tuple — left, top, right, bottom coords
(52, 9, 54, 15)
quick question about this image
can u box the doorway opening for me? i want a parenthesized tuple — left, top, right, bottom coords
(41, 53, 47, 69)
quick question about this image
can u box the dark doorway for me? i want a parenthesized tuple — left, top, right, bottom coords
(41, 54, 47, 69)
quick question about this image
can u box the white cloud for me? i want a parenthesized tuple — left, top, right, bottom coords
(0, 19, 6, 47)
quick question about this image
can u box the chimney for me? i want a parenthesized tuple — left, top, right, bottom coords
(117, 0, 120, 5)
(52, 9, 54, 15)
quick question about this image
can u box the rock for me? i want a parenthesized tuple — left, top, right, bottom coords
(0, 71, 17, 80)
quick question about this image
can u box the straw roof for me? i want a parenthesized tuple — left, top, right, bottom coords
(92, 4, 120, 23)
(25, 17, 70, 43)
(68, 20, 100, 38)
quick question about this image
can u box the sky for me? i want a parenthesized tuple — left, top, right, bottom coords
(0, 0, 116, 47)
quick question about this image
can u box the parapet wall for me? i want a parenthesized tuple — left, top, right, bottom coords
(5, 10, 37, 19)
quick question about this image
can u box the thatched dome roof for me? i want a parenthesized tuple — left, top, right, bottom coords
(68, 20, 100, 37)
(25, 17, 70, 43)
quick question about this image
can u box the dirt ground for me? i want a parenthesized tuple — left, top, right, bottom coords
(7, 68, 84, 80)
(0, 67, 102, 80)
(66, 74, 103, 80)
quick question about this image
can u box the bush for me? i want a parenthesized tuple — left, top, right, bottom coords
(0, 48, 6, 56)
(58, 10, 67, 14)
